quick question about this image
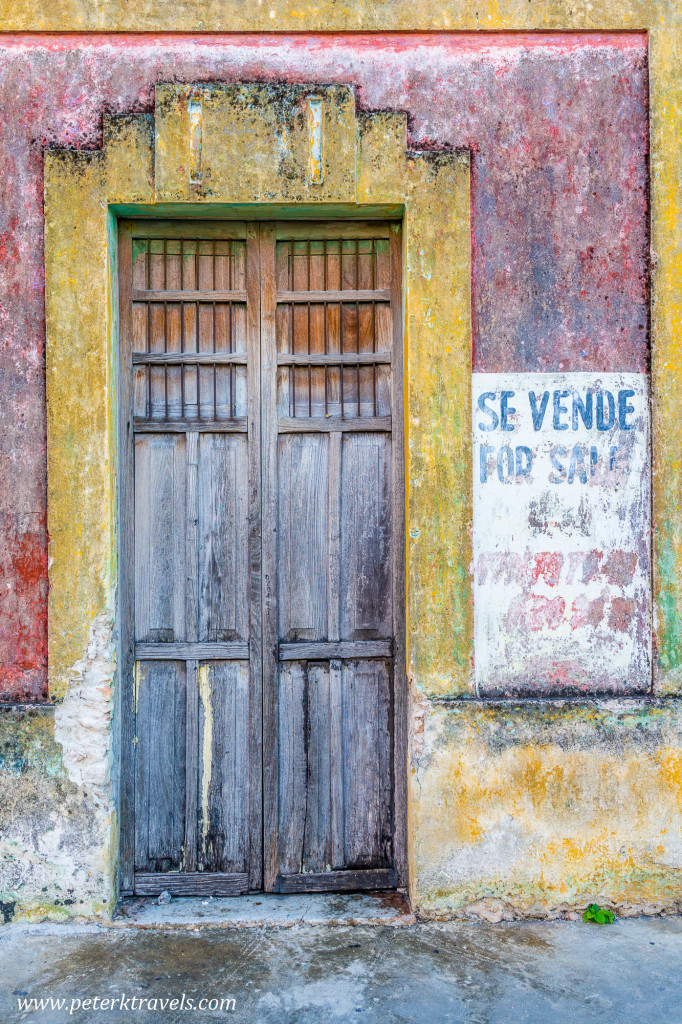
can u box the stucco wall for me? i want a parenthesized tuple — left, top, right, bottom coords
(0, 33, 650, 702)
(411, 701, 682, 919)
(0, 9, 681, 922)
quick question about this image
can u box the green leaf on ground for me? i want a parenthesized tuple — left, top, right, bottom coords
(583, 903, 615, 924)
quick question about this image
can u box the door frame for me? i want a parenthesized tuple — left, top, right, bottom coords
(116, 212, 407, 894)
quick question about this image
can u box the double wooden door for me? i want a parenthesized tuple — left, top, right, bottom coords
(118, 219, 405, 896)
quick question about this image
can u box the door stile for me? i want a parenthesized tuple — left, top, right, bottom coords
(258, 223, 280, 891)
(389, 224, 408, 885)
(327, 431, 344, 869)
(245, 224, 264, 890)
(183, 430, 199, 871)
(118, 222, 136, 894)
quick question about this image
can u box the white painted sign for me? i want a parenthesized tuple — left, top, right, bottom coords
(472, 372, 650, 693)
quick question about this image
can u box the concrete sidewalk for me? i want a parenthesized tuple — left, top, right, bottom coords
(2, 902, 681, 1023)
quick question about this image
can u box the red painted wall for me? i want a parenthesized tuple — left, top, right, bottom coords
(0, 33, 648, 701)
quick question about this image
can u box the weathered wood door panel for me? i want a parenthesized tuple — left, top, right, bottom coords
(262, 222, 406, 893)
(119, 221, 261, 896)
(120, 219, 404, 896)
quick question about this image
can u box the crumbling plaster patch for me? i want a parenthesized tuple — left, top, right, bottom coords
(410, 701, 682, 919)
(54, 612, 114, 800)
(0, 707, 114, 921)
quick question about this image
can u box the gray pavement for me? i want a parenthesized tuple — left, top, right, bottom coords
(2, 903, 681, 1023)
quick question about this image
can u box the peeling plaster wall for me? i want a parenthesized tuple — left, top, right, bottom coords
(0, 707, 114, 922)
(411, 702, 682, 920)
(0, 32, 650, 702)
(1, 18, 681, 923)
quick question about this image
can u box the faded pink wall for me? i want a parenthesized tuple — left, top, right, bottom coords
(0, 33, 648, 701)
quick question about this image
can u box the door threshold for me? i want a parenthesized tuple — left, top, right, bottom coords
(113, 891, 414, 929)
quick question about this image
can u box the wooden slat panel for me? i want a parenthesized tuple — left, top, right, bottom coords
(327, 432, 342, 644)
(198, 434, 249, 642)
(274, 222, 393, 240)
(278, 417, 391, 434)
(134, 435, 186, 642)
(279, 641, 393, 660)
(302, 663, 333, 872)
(198, 661, 251, 873)
(134, 642, 249, 660)
(329, 660, 345, 870)
(276, 661, 307, 875)
(134, 872, 250, 896)
(129, 220, 248, 239)
(278, 434, 328, 641)
(184, 659, 199, 872)
(132, 352, 248, 366)
(277, 289, 390, 304)
(134, 419, 247, 434)
(133, 663, 150, 873)
(340, 434, 393, 637)
(132, 289, 247, 302)
(185, 432, 199, 644)
(274, 869, 398, 893)
(277, 352, 391, 366)
(343, 660, 393, 870)
(134, 661, 187, 872)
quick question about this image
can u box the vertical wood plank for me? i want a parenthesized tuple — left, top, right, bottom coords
(390, 223, 408, 885)
(260, 222, 280, 890)
(134, 662, 151, 871)
(186, 432, 199, 643)
(134, 434, 186, 642)
(329, 658, 345, 869)
(328, 432, 345, 871)
(342, 660, 393, 869)
(276, 661, 307, 874)
(327, 432, 342, 643)
(145, 660, 187, 869)
(303, 662, 332, 872)
(199, 661, 251, 872)
(278, 435, 328, 640)
(343, 661, 377, 868)
(219, 662, 251, 871)
(118, 222, 136, 891)
(340, 435, 391, 637)
(198, 436, 249, 641)
(184, 658, 198, 871)
(246, 223, 263, 890)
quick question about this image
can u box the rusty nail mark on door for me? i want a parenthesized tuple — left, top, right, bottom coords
(307, 97, 323, 185)
(188, 96, 202, 184)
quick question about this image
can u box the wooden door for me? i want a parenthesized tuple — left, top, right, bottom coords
(118, 221, 262, 895)
(118, 219, 405, 896)
(260, 223, 406, 892)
